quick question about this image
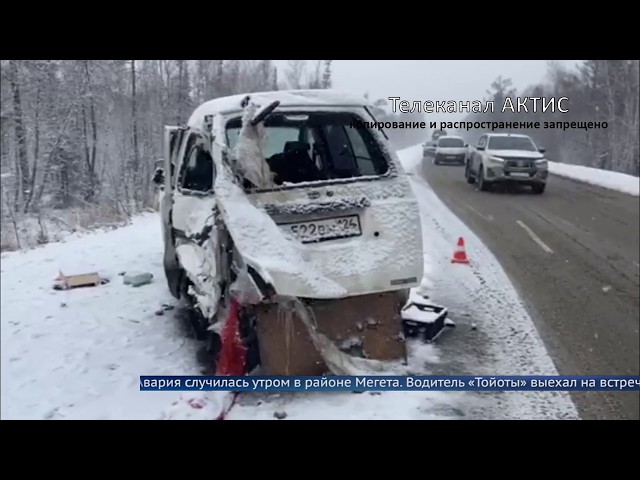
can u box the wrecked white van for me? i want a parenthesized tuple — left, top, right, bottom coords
(154, 89, 424, 376)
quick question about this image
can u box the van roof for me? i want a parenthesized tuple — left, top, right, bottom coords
(487, 133, 531, 138)
(187, 89, 369, 128)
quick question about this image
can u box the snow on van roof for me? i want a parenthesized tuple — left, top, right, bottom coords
(487, 133, 531, 138)
(437, 135, 464, 139)
(187, 89, 368, 128)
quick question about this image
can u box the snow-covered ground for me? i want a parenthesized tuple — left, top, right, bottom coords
(0, 216, 201, 420)
(549, 161, 639, 196)
(1, 145, 580, 420)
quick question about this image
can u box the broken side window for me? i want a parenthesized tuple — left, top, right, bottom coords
(179, 132, 215, 193)
(224, 111, 389, 189)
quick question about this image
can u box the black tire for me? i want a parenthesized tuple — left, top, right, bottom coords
(465, 162, 475, 184)
(532, 183, 546, 194)
(179, 276, 209, 341)
(477, 166, 490, 191)
(396, 288, 410, 308)
(163, 248, 183, 299)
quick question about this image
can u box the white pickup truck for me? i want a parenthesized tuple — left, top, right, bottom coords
(464, 133, 548, 194)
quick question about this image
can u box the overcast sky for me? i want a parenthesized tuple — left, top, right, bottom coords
(274, 60, 583, 119)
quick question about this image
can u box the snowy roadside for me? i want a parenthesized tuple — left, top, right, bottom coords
(548, 161, 639, 196)
(401, 145, 578, 419)
(0, 213, 202, 420)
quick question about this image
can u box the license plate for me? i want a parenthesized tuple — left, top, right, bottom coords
(510, 172, 529, 178)
(447, 156, 457, 160)
(280, 214, 362, 243)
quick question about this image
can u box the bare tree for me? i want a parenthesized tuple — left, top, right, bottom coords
(322, 60, 333, 88)
(8, 60, 29, 211)
(307, 60, 323, 89)
(460, 61, 639, 175)
(83, 60, 99, 203)
(285, 60, 307, 89)
(0, 58, 339, 250)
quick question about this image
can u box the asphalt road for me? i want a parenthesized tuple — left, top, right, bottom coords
(421, 158, 640, 420)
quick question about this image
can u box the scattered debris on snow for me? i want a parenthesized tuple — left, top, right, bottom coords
(123, 272, 153, 287)
(161, 392, 235, 420)
(53, 271, 107, 290)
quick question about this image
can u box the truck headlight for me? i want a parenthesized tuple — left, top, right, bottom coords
(488, 156, 504, 163)
(535, 159, 548, 167)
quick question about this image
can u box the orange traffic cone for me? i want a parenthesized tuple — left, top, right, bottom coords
(451, 237, 470, 264)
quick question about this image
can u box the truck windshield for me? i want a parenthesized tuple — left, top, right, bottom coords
(438, 138, 464, 147)
(225, 111, 389, 189)
(488, 136, 537, 151)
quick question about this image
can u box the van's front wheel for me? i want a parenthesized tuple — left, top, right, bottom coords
(163, 250, 183, 299)
(465, 162, 475, 184)
(477, 167, 491, 192)
(532, 183, 546, 194)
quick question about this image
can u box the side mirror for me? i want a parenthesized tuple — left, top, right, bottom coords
(476, 146, 485, 151)
(464, 143, 469, 147)
(538, 147, 546, 153)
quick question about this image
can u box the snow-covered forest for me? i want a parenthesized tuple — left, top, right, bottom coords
(461, 61, 640, 176)
(0, 59, 427, 251)
(4, 60, 635, 251)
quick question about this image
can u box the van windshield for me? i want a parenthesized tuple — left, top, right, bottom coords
(488, 136, 537, 151)
(438, 138, 464, 147)
(225, 112, 389, 189)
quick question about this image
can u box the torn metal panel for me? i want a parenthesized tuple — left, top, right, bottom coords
(229, 102, 276, 190)
(214, 166, 347, 299)
(255, 291, 406, 376)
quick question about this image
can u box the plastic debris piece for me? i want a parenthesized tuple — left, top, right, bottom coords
(123, 272, 153, 287)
